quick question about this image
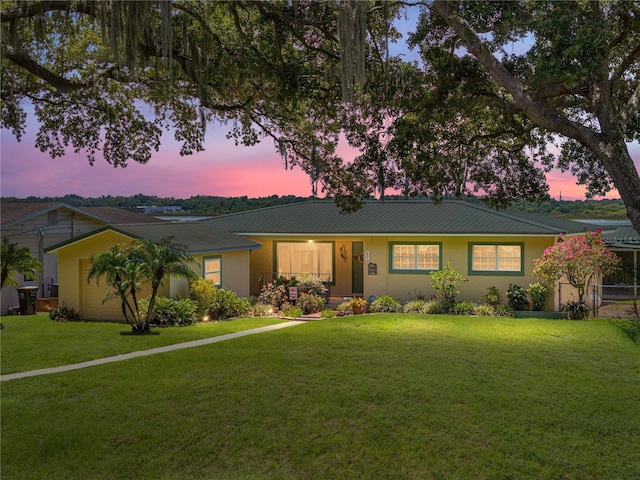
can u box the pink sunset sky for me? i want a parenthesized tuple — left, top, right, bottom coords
(1, 125, 639, 200)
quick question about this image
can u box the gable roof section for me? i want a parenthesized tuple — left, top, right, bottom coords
(45, 222, 261, 255)
(204, 200, 598, 236)
(1, 202, 163, 227)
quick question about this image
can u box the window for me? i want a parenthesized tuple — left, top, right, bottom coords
(275, 242, 333, 278)
(204, 257, 221, 286)
(390, 243, 441, 273)
(469, 243, 523, 275)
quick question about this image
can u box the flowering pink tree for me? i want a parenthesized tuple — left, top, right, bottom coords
(533, 230, 620, 303)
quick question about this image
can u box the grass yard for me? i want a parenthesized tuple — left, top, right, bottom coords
(1, 314, 639, 479)
(0, 314, 286, 375)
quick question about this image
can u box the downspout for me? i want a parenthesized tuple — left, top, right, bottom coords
(38, 229, 45, 295)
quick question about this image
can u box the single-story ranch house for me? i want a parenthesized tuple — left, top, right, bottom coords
(45, 222, 260, 322)
(204, 200, 601, 307)
(43, 199, 610, 321)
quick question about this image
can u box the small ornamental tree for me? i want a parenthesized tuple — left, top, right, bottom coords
(430, 263, 467, 309)
(533, 230, 620, 303)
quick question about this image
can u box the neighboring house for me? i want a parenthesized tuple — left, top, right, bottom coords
(1, 202, 162, 315)
(603, 224, 640, 284)
(44, 222, 261, 322)
(205, 199, 600, 307)
(600, 224, 640, 302)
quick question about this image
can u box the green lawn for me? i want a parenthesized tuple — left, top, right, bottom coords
(2, 314, 639, 479)
(0, 314, 286, 375)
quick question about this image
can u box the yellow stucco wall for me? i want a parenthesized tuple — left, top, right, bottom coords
(172, 251, 252, 298)
(54, 232, 254, 320)
(246, 234, 556, 304)
(55, 231, 170, 319)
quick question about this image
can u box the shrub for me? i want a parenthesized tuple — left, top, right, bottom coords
(562, 300, 590, 320)
(528, 282, 552, 311)
(295, 273, 328, 297)
(189, 278, 218, 317)
(370, 295, 402, 313)
(251, 303, 274, 317)
(320, 309, 337, 318)
(404, 299, 429, 313)
(426, 300, 453, 314)
(296, 292, 325, 314)
(140, 296, 198, 327)
(336, 301, 353, 316)
(430, 263, 467, 308)
(208, 289, 251, 320)
(258, 281, 288, 307)
(454, 301, 476, 315)
(495, 304, 514, 317)
(420, 300, 438, 314)
(507, 284, 530, 311)
(281, 304, 303, 318)
(481, 286, 502, 307)
(47, 304, 80, 322)
(474, 304, 495, 317)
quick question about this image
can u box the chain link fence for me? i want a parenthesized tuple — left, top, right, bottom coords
(592, 284, 640, 318)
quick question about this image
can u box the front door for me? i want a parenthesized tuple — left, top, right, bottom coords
(352, 242, 364, 295)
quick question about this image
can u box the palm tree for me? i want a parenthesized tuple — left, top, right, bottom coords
(1, 237, 43, 289)
(88, 244, 145, 333)
(132, 238, 198, 331)
(87, 239, 197, 334)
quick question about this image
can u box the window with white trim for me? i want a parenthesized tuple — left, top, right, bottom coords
(204, 257, 221, 286)
(390, 243, 441, 272)
(470, 244, 523, 274)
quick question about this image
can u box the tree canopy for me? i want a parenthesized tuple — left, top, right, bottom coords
(1, 1, 639, 230)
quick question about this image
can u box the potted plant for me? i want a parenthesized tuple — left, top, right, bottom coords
(349, 297, 368, 315)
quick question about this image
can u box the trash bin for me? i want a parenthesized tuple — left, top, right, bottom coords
(17, 286, 38, 315)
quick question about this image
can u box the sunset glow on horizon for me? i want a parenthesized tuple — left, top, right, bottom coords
(1, 125, 638, 202)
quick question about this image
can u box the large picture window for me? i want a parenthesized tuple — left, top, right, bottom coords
(390, 243, 441, 273)
(469, 243, 523, 275)
(276, 242, 333, 278)
(204, 256, 222, 286)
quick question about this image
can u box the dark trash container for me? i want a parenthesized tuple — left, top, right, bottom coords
(17, 286, 38, 315)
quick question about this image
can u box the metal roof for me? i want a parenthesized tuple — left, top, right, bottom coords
(204, 199, 599, 236)
(1, 202, 163, 227)
(45, 222, 261, 254)
(603, 225, 640, 248)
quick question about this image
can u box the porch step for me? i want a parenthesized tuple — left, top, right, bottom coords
(325, 296, 358, 308)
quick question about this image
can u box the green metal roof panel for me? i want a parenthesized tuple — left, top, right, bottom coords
(111, 222, 261, 253)
(604, 225, 640, 247)
(45, 222, 261, 254)
(204, 200, 596, 235)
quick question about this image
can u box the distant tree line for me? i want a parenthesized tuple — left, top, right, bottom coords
(1, 194, 629, 220)
(0, 194, 311, 216)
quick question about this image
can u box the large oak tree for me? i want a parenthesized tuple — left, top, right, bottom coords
(424, 0, 640, 229)
(2, 1, 639, 231)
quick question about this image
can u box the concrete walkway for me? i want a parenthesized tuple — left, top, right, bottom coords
(1, 320, 305, 382)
